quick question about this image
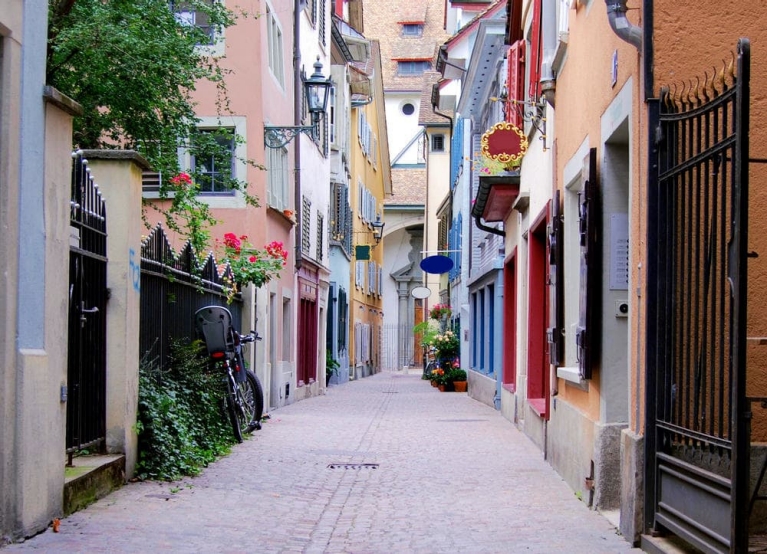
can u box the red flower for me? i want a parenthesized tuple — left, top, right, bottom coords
(223, 232, 241, 253)
(170, 173, 192, 186)
(249, 255, 257, 263)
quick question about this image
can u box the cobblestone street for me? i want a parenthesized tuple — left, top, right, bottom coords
(6, 371, 639, 553)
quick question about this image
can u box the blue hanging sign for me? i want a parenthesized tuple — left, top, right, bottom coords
(420, 255, 454, 275)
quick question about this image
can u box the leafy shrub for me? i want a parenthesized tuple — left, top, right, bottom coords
(135, 340, 236, 481)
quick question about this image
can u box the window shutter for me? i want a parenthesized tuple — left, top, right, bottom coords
(338, 287, 347, 350)
(507, 40, 526, 128)
(528, 0, 543, 100)
(576, 148, 600, 379)
(547, 190, 564, 366)
(327, 284, 335, 351)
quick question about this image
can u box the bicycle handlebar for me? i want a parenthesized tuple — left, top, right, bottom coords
(237, 330, 262, 343)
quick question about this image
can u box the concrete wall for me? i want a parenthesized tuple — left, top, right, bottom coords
(0, 0, 81, 541)
(0, 0, 25, 541)
(84, 151, 148, 480)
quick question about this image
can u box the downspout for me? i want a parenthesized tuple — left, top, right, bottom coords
(643, 0, 653, 101)
(294, 0, 303, 270)
(540, 0, 557, 107)
(474, 214, 505, 237)
(605, 0, 642, 50)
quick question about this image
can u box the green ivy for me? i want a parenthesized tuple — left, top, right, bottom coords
(135, 340, 236, 481)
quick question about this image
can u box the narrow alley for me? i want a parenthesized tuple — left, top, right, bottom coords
(6, 372, 637, 553)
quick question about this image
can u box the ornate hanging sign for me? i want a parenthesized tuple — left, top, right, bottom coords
(480, 121, 528, 167)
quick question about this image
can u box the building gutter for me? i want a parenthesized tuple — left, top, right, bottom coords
(605, 0, 642, 50)
(294, 0, 303, 270)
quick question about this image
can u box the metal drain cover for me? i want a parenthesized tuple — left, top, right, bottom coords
(327, 463, 379, 470)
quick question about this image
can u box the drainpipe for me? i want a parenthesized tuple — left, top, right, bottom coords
(294, 0, 303, 270)
(473, 214, 505, 237)
(540, 0, 557, 107)
(605, 0, 642, 50)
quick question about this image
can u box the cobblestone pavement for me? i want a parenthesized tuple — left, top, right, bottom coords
(6, 371, 639, 553)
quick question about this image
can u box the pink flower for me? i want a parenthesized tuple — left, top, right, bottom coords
(170, 173, 192, 186)
(249, 255, 257, 263)
(223, 232, 241, 253)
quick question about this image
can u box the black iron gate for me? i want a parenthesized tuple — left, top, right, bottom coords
(66, 151, 108, 461)
(645, 40, 750, 552)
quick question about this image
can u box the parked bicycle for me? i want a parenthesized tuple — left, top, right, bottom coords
(194, 306, 264, 443)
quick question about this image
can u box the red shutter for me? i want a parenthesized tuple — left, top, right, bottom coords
(528, 0, 542, 100)
(506, 40, 526, 128)
(576, 148, 600, 380)
(547, 190, 563, 366)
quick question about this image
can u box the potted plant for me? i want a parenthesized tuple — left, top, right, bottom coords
(433, 330, 459, 366)
(448, 367, 467, 392)
(431, 367, 447, 391)
(429, 303, 452, 320)
(326, 351, 339, 386)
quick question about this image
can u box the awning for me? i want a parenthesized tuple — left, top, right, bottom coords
(471, 172, 521, 223)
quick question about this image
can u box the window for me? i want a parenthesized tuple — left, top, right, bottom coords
(397, 60, 431, 76)
(331, 183, 352, 254)
(318, 0, 327, 46)
(368, 261, 375, 294)
(329, 86, 336, 145)
(401, 102, 415, 116)
(402, 24, 424, 37)
(301, 196, 312, 254)
(173, 0, 216, 45)
(355, 260, 365, 289)
(431, 134, 445, 152)
(316, 212, 324, 261)
(267, 146, 289, 210)
(192, 129, 234, 193)
(266, 5, 285, 86)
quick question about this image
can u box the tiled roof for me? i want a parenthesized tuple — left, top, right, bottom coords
(361, 0, 450, 90)
(418, 71, 452, 125)
(391, 41, 438, 60)
(384, 168, 427, 206)
(396, 0, 428, 23)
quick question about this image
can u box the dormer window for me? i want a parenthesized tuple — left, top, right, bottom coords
(397, 60, 432, 76)
(402, 23, 424, 37)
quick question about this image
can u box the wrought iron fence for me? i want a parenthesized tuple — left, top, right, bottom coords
(140, 224, 242, 369)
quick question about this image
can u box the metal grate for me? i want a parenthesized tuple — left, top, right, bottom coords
(327, 463, 379, 470)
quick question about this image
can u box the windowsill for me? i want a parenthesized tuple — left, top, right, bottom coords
(529, 398, 548, 418)
(502, 383, 516, 394)
(268, 206, 295, 226)
(557, 366, 589, 390)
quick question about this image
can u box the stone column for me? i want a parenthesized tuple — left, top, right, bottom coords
(81, 150, 149, 479)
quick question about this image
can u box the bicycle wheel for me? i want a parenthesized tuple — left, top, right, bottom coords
(225, 376, 243, 443)
(241, 370, 264, 433)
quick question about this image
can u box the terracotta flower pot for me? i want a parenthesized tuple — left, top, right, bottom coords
(453, 381, 467, 393)
(438, 384, 446, 392)
(431, 380, 438, 388)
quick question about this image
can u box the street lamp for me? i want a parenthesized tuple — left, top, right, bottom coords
(371, 213, 385, 246)
(264, 57, 332, 149)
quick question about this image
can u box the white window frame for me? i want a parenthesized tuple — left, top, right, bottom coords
(266, 145, 290, 210)
(168, 115, 247, 208)
(266, 2, 285, 87)
(174, 0, 226, 58)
